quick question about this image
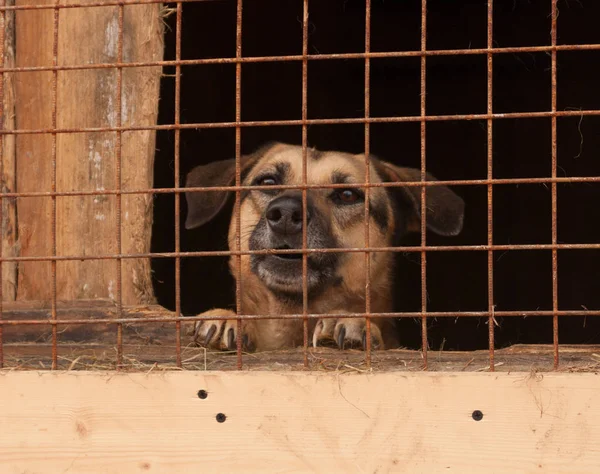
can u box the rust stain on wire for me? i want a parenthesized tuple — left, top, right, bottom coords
(487, 0, 495, 371)
(234, 0, 243, 370)
(115, 3, 125, 370)
(0, 1, 5, 369)
(174, 1, 183, 368)
(551, 0, 559, 370)
(2, 308, 599, 327)
(0, 0, 217, 12)
(0, 242, 598, 264)
(7, 44, 600, 75)
(0, 109, 599, 135)
(0, 175, 597, 200)
(301, 0, 309, 368)
(420, 0, 428, 369)
(364, 0, 372, 366)
(50, 0, 59, 370)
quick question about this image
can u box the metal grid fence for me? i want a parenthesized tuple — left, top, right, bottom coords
(0, 0, 599, 371)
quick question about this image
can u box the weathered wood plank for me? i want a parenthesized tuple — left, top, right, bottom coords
(1, 299, 175, 342)
(14, 0, 54, 300)
(14, 1, 163, 304)
(0, 371, 599, 473)
(1, 0, 17, 301)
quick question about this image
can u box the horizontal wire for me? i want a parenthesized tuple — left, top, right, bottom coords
(0, 176, 599, 199)
(2, 309, 599, 326)
(0, 109, 599, 135)
(0, 243, 597, 263)
(0, 44, 598, 61)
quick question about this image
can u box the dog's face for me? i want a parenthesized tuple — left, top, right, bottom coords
(185, 142, 464, 302)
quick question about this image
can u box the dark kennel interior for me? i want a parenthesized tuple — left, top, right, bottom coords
(151, 0, 600, 351)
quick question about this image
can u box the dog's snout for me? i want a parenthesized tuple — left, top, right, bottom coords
(265, 196, 310, 235)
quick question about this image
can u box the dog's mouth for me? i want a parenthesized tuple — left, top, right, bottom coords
(272, 244, 303, 260)
(250, 244, 338, 296)
(248, 217, 339, 296)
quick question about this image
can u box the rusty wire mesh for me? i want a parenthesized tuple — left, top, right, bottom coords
(0, 0, 599, 371)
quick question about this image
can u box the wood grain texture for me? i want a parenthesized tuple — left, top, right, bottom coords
(14, 0, 54, 301)
(14, 1, 163, 304)
(0, 371, 599, 473)
(1, 0, 17, 301)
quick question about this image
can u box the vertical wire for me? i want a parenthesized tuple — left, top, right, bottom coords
(0, 0, 5, 369)
(550, 0, 559, 369)
(115, 4, 124, 369)
(487, 0, 495, 371)
(234, 0, 243, 369)
(363, 0, 372, 366)
(420, 0, 428, 368)
(173, 1, 183, 368)
(301, 0, 309, 368)
(50, 0, 59, 369)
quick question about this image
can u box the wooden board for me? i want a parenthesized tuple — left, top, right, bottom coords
(0, 371, 599, 473)
(1, 0, 17, 301)
(14, 0, 163, 304)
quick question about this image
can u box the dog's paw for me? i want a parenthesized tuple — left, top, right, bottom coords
(189, 309, 256, 351)
(312, 318, 384, 350)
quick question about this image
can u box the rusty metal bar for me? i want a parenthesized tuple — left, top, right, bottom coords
(234, 0, 243, 369)
(0, 43, 599, 72)
(3, 109, 600, 135)
(420, 0, 428, 368)
(0, 175, 597, 199)
(1, 109, 599, 136)
(0, 242, 598, 263)
(50, 0, 59, 370)
(115, 3, 125, 369)
(364, 0, 372, 365)
(2, 308, 599, 327)
(487, 0, 495, 371)
(0, 0, 5, 369)
(0, 0, 217, 11)
(551, 0, 559, 369)
(173, 1, 183, 368)
(301, 0, 309, 368)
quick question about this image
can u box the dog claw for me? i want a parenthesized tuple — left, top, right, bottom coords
(362, 331, 381, 350)
(314, 318, 385, 351)
(204, 324, 217, 345)
(242, 334, 257, 352)
(337, 325, 346, 350)
(227, 327, 235, 350)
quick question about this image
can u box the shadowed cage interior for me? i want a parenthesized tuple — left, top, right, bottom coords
(152, 0, 600, 356)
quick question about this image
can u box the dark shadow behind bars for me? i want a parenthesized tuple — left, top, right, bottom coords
(0, 0, 598, 370)
(154, 0, 600, 368)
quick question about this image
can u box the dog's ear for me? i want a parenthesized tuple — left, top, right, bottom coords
(184, 154, 261, 229)
(374, 160, 465, 236)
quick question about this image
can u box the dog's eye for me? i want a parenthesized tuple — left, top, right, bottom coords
(254, 175, 278, 187)
(332, 188, 363, 205)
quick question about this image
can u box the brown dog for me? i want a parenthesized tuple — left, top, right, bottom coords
(185, 142, 464, 351)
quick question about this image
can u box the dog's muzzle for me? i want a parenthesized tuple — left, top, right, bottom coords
(249, 192, 338, 295)
(265, 195, 309, 237)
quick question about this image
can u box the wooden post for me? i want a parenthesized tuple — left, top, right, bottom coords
(1, 0, 17, 301)
(14, 1, 164, 304)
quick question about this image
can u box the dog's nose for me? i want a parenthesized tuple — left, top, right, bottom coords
(265, 195, 310, 235)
